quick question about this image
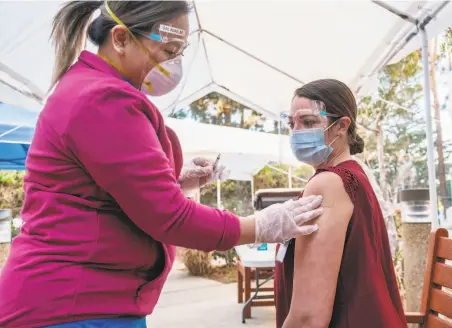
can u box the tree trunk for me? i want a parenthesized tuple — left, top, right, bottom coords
(448, 51, 452, 71)
(376, 119, 389, 201)
(430, 38, 450, 213)
(240, 109, 245, 128)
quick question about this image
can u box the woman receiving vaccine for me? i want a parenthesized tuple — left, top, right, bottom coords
(275, 79, 406, 328)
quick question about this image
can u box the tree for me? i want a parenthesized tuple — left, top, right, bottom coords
(0, 170, 25, 267)
(200, 164, 314, 217)
(173, 91, 302, 216)
(170, 92, 290, 135)
(357, 51, 427, 289)
(0, 171, 25, 218)
(358, 51, 427, 202)
(440, 27, 452, 71)
(430, 37, 450, 211)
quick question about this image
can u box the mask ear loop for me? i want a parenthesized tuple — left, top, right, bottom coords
(315, 118, 342, 185)
(104, 0, 170, 81)
(328, 135, 340, 148)
(323, 117, 341, 147)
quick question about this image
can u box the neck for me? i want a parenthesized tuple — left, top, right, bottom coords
(317, 148, 352, 170)
(97, 49, 140, 89)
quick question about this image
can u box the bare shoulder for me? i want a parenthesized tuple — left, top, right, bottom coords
(302, 170, 354, 224)
(304, 171, 350, 201)
(305, 171, 342, 192)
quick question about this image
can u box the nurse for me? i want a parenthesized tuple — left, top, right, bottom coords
(0, 1, 323, 327)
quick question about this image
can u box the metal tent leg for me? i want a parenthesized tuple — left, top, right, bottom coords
(217, 179, 221, 209)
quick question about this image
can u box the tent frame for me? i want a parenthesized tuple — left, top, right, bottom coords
(0, 61, 45, 103)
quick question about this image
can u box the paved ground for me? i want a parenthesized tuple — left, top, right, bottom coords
(147, 262, 275, 328)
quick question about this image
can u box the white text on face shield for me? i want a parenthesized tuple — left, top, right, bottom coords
(159, 25, 186, 37)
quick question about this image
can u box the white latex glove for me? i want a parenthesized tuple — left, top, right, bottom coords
(212, 164, 230, 181)
(254, 195, 323, 243)
(191, 157, 229, 182)
(179, 157, 230, 193)
(179, 157, 213, 193)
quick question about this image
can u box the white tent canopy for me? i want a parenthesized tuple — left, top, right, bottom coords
(1, 1, 451, 115)
(166, 117, 296, 181)
(1, 1, 452, 227)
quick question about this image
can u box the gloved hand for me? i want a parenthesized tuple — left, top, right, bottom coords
(254, 195, 323, 243)
(179, 157, 230, 193)
(212, 164, 230, 181)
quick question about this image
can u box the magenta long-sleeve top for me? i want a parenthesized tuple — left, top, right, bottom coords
(0, 51, 240, 328)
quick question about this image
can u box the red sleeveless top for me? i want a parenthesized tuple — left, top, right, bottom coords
(275, 160, 407, 328)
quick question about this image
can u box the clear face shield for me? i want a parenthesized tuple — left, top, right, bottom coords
(104, 0, 188, 87)
(132, 23, 189, 59)
(283, 99, 339, 208)
(280, 100, 340, 133)
(128, 22, 188, 96)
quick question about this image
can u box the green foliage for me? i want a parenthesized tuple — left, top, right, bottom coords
(0, 171, 25, 217)
(181, 249, 212, 276)
(253, 164, 314, 191)
(200, 164, 314, 218)
(358, 51, 428, 198)
(171, 91, 311, 216)
(393, 210, 404, 296)
(201, 180, 253, 216)
(440, 27, 452, 55)
(199, 162, 313, 268)
(212, 249, 237, 267)
(0, 171, 25, 240)
(358, 51, 424, 297)
(170, 92, 290, 135)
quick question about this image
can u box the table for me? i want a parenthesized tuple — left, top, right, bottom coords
(235, 244, 276, 323)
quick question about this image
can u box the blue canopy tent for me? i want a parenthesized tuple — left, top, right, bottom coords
(0, 102, 37, 170)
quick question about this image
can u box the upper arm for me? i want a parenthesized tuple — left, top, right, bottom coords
(64, 89, 240, 251)
(285, 171, 354, 327)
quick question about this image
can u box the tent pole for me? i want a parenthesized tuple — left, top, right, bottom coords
(266, 164, 308, 183)
(216, 179, 221, 209)
(214, 85, 277, 119)
(201, 30, 304, 85)
(420, 26, 439, 230)
(0, 125, 23, 139)
(0, 62, 45, 101)
(288, 165, 292, 188)
(278, 112, 282, 165)
(250, 176, 255, 207)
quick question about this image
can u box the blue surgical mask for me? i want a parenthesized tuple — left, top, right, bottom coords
(290, 123, 339, 167)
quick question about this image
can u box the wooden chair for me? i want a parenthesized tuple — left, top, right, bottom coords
(405, 228, 452, 327)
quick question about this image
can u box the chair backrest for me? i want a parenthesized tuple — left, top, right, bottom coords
(420, 228, 452, 327)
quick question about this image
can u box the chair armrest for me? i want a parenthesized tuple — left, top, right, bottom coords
(405, 312, 425, 324)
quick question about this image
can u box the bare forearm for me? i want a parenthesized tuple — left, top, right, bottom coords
(236, 216, 256, 245)
(283, 314, 329, 328)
